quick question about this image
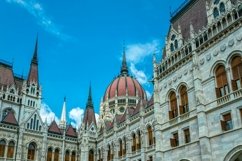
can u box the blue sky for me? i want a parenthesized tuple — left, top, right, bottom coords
(0, 0, 183, 126)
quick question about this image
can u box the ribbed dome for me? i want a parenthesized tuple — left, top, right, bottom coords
(103, 75, 146, 101)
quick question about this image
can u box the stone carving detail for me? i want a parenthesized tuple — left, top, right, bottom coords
(200, 58, 205, 65)
(184, 69, 188, 75)
(173, 77, 177, 82)
(178, 74, 182, 79)
(220, 44, 226, 52)
(228, 39, 234, 47)
(236, 34, 242, 41)
(213, 50, 219, 56)
(206, 54, 211, 61)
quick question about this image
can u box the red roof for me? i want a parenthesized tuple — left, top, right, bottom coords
(105, 121, 113, 130)
(2, 111, 18, 126)
(66, 125, 77, 138)
(83, 107, 97, 128)
(0, 63, 15, 87)
(104, 75, 146, 102)
(27, 63, 38, 84)
(48, 121, 62, 135)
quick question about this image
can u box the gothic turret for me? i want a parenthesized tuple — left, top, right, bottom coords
(82, 85, 97, 130)
(27, 36, 39, 85)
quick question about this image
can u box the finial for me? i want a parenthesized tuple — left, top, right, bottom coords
(86, 84, 93, 108)
(120, 41, 129, 76)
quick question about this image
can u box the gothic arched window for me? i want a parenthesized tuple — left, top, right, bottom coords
(147, 126, 153, 146)
(54, 149, 59, 161)
(179, 86, 189, 114)
(47, 147, 52, 161)
(132, 133, 136, 152)
(219, 2, 225, 13)
(0, 140, 6, 157)
(89, 149, 94, 161)
(215, 65, 229, 98)
(137, 130, 141, 150)
(119, 139, 122, 157)
(27, 142, 36, 160)
(71, 151, 76, 161)
(65, 150, 70, 161)
(231, 56, 242, 91)
(213, 7, 220, 18)
(169, 91, 178, 119)
(7, 141, 15, 158)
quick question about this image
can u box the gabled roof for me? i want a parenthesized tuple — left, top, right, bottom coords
(1, 111, 18, 126)
(105, 120, 113, 131)
(48, 120, 62, 135)
(116, 113, 126, 124)
(0, 61, 15, 88)
(66, 125, 77, 138)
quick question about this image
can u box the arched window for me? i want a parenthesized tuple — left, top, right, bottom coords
(107, 145, 111, 161)
(137, 130, 141, 150)
(123, 137, 126, 156)
(170, 43, 174, 52)
(231, 56, 242, 91)
(179, 86, 189, 114)
(27, 142, 36, 160)
(0, 140, 6, 157)
(119, 139, 122, 157)
(169, 91, 178, 119)
(47, 147, 52, 161)
(54, 149, 59, 161)
(213, 7, 220, 18)
(174, 40, 178, 49)
(65, 150, 70, 161)
(71, 151, 76, 161)
(132, 133, 136, 152)
(215, 65, 229, 98)
(219, 2, 225, 13)
(7, 141, 15, 158)
(89, 149, 94, 161)
(147, 126, 153, 146)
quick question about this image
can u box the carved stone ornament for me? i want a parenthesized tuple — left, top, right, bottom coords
(200, 58, 205, 65)
(184, 69, 188, 75)
(206, 54, 211, 61)
(236, 34, 242, 41)
(213, 50, 219, 57)
(228, 39, 234, 47)
(220, 44, 226, 52)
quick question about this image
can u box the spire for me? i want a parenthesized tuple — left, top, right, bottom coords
(59, 97, 67, 129)
(86, 85, 93, 108)
(120, 42, 129, 76)
(27, 35, 39, 84)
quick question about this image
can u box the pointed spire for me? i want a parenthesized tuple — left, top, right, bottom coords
(27, 35, 39, 84)
(59, 97, 67, 129)
(120, 41, 129, 76)
(86, 84, 93, 108)
(32, 35, 38, 64)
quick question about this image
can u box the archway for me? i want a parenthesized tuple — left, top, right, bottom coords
(224, 146, 242, 161)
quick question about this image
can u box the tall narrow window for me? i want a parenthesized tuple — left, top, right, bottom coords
(71, 151, 76, 161)
(213, 7, 220, 18)
(27, 142, 36, 160)
(47, 147, 52, 161)
(169, 91, 178, 119)
(147, 126, 153, 146)
(215, 65, 229, 98)
(107, 145, 111, 161)
(184, 129, 191, 143)
(65, 150, 70, 161)
(170, 132, 179, 147)
(89, 149, 94, 161)
(219, 2, 225, 13)
(231, 56, 242, 91)
(132, 134, 136, 152)
(7, 141, 14, 158)
(137, 131, 141, 150)
(123, 138, 126, 156)
(119, 139, 122, 157)
(179, 86, 189, 114)
(0, 140, 6, 157)
(54, 149, 59, 161)
(221, 113, 233, 131)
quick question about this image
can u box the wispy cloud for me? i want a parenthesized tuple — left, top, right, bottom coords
(125, 40, 159, 85)
(5, 0, 72, 41)
(69, 107, 99, 128)
(40, 102, 59, 125)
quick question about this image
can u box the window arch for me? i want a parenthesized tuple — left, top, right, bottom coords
(169, 91, 178, 119)
(119, 139, 122, 157)
(231, 56, 242, 91)
(47, 147, 53, 161)
(54, 149, 59, 161)
(132, 133, 136, 152)
(123, 137, 126, 156)
(170, 43, 174, 52)
(27, 142, 36, 160)
(71, 151, 76, 161)
(0, 139, 6, 157)
(89, 149, 94, 161)
(7, 141, 15, 158)
(213, 7, 220, 18)
(65, 150, 70, 161)
(215, 65, 229, 98)
(219, 2, 225, 13)
(147, 125, 153, 146)
(179, 86, 189, 114)
(137, 130, 141, 150)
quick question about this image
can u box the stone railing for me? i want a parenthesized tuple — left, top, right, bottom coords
(217, 88, 242, 105)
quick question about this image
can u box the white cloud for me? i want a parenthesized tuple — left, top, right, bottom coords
(40, 103, 59, 125)
(5, 0, 71, 41)
(146, 90, 152, 99)
(95, 113, 100, 122)
(69, 107, 84, 128)
(125, 40, 159, 86)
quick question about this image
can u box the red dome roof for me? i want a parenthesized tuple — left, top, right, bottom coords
(103, 75, 147, 101)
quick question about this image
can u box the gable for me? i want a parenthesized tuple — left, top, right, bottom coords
(25, 111, 43, 132)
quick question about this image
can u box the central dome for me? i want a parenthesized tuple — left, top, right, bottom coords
(100, 53, 147, 118)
